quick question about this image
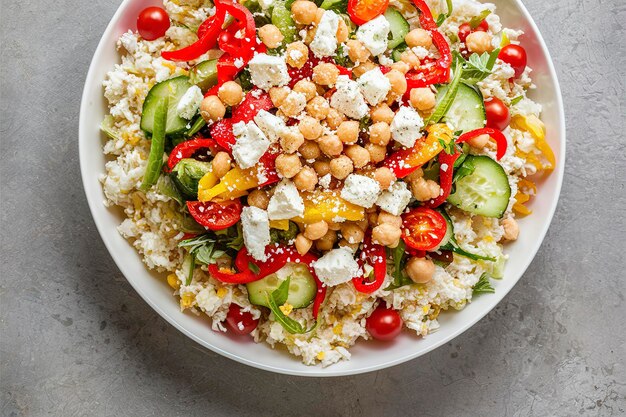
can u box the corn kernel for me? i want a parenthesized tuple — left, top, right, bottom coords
(279, 303, 294, 316)
(316, 351, 326, 360)
(167, 273, 180, 290)
(181, 293, 195, 309)
(422, 305, 430, 314)
(332, 324, 343, 335)
(216, 287, 228, 298)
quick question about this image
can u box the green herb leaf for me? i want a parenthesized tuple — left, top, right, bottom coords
(334, 43, 351, 67)
(184, 252, 196, 286)
(185, 116, 206, 137)
(273, 277, 291, 306)
(156, 175, 184, 205)
(473, 273, 495, 295)
(469, 10, 491, 29)
(320, 0, 347, 13)
(510, 95, 523, 106)
(452, 49, 500, 85)
(266, 278, 317, 334)
(453, 154, 475, 183)
(427, 63, 464, 124)
(385, 240, 413, 290)
(435, 0, 453, 26)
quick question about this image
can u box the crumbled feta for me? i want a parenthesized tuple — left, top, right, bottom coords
(330, 75, 369, 119)
(231, 121, 271, 169)
(318, 173, 332, 189)
(412, 46, 429, 60)
(390, 106, 424, 147)
(356, 15, 390, 56)
(254, 110, 287, 143)
(340, 174, 381, 208)
(312, 248, 361, 287)
(357, 67, 391, 106)
(282, 91, 307, 115)
(241, 206, 270, 261)
(258, 0, 274, 10)
(176, 85, 203, 119)
(267, 179, 305, 220)
(248, 53, 290, 90)
(310, 10, 339, 58)
(376, 181, 412, 215)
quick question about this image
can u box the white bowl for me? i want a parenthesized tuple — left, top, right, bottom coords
(79, 0, 565, 377)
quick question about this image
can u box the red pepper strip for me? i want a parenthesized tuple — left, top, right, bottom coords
(335, 64, 352, 77)
(456, 127, 508, 161)
(161, 7, 226, 62)
(352, 237, 387, 294)
(288, 53, 320, 87)
(412, 0, 438, 30)
(217, 53, 242, 84)
(257, 147, 280, 187)
(423, 148, 460, 208)
(208, 264, 260, 284)
(210, 118, 236, 150)
(166, 138, 220, 171)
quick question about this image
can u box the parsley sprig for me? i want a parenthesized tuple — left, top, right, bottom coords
(452, 49, 501, 85)
(473, 273, 495, 295)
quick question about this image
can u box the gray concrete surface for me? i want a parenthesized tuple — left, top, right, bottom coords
(1, 0, 625, 415)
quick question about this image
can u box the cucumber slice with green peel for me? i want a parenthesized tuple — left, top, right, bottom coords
(247, 263, 317, 309)
(435, 209, 454, 250)
(447, 155, 511, 218)
(141, 76, 192, 135)
(272, 1, 297, 43)
(189, 59, 218, 93)
(391, 43, 407, 62)
(437, 83, 486, 133)
(385, 8, 410, 49)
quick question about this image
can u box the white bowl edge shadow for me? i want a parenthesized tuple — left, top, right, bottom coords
(79, 0, 565, 377)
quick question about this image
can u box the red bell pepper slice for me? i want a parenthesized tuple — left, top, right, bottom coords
(456, 127, 508, 161)
(207, 264, 260, 284)
(161, 7, 226, 62)
(352, 237, 387, 294)
(423, 148, 460, 208)
(166, 138, 220, 171)
(256, 147, 281, 187)
(209, 118, 236, 150)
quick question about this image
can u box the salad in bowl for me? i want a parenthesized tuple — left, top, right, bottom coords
(100, 0, 555, 366)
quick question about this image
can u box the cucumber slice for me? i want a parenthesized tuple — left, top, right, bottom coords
(391, 43, 407, 62)
(385, 8, 410, 49)
(141, 76, 192, 135)
(189, 59, 218, 93)
(447, 155, 511, 218)
(436, 210, 454, 249)
(247, 263, 317, 309)
(437, 83, 486, 133)
(272, 1, 297, 43)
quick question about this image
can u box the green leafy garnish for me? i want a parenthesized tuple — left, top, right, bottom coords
(178, 226, 244, 270)
(452, 49, 500, 85)
(266, 278, 317, 334)
(185, 116, 206, 137)
(184, 252, 196, 285)
(469, 10, 491, 29)
(270, 221, 299, 244)
(427, 63, 464, 124)
(452, 154, 475, 183)
(438, 138, 457, 155)
(334, 43, 351, 67)
(386, 240, 413, 290)
(435, 0, 453, 26)
(320, 0, 348, 13)
(510, 95, 523, 106)
(156, 175, 183, 205)
(237, 69, 254, 92)
(473, 273, 495, 295)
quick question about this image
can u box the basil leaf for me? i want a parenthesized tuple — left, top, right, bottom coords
(469, 10, 491, 29)
(473, 273, 495, 295)
(385, 241, 413, 290)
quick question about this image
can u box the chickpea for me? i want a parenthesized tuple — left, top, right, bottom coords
(353, 61, 377, 78)
(295, 233, 313, 255)
(298, 115, 323, 140)
(325, 108, 345, 130)
(313, 7, 325, 25)
(304, 220, 329, 240)
(336, 18, 349, 43)
(200, 95, 226, 122)
(339, 238, 360, 252)
(307, 97, 330, 121)
(410, 87, 437, 111)
(346, 39, 371, 64)
(318, 135, 343, 157)
(293, 79, 317, 102)
(217, 81, 243, 106)
(405, 257, 435, 283)
(405, 167, 424, 182)
(285, 41, 309, 69)
(368, 122, 391, 146)
(279, 127, 305, 153)
(279, 91, 307, 117)
(275, 153, 302, 178)
(315, 229, 338, 251)
(269, 86, 290, 107)
(467, 133, 490, 149)
(329, 155, 354, 179)
(370, 103, 395, 124)
(211, 151, 232, 178)
(337, 120, 360, 144)
(291, 0, 317, 25)
(405, 28, 433, 49)
(385, 69, 408, 100)
(312, 62, 340, 86)
(299, 140, 321, 160)
(374, 167, 395, 190)
(258, 24, 284, 49)
(313, 160, 331, 176)
(293, 166, 318, 191)
(365, 143, 387, 163)
(372, 223, 402, 247)
(327, 221, 342, 231)
(355, 218, 369, 231)
(465, 31, 494, 54)
(247, 189, 269, 209)
(502, 218, 519, 241)
(377, 211, 402, 228)
(344, 145, 370, 168)
(400, 50, 420, 69)
(390, 61, 410, 74)
(367, 211, 378, 226)
(303, 27, 317, 45)
(410, 177, 441, 201)
(340, 223, 365, 244)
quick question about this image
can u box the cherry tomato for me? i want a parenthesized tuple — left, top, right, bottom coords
(498, 44, 527, 78)
(402, 207, 447, 251)
(186, 200, 242, 230)
(458, 23, 472, 43)
(475, 19, 489, 32)
(366, 307, 403, 341)
(137, 7, 170, 41)
(225, 304, 258, 335)
(484, 97, 511, 131)
(347, 0, 389, 25)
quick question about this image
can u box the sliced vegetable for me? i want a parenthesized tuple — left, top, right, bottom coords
(384, 8, 410, 49)
(247, 263, 317, 308)
(423, 147, 460, 208)
(225, 304, 259, 335)
(171, 158, 212, 198)
(140, 97, 168, 191)
(166, 137, 219, 172)
(294, 189, 365, 223)
(347, 0, 389, 25)
(401, 207, 447, 251)
(266, 278, 317, 334)
(456, 127, 508, 161)
(187, 199, 243, 230)
(189, 59, 218, 93)
(140, 76, 192, 135)
(156, 174, 183, 205)
(437, 82, 486, 132)
(352, 237, 387, 293)
(272, 1, 297, 43)
(137, 7, 170, 41)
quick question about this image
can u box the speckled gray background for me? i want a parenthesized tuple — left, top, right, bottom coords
(1, 0, 625, 415)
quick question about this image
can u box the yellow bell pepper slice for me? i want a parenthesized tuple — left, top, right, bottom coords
(269, 219, 291, 230)
(294, 189, 364, 224)
(198, 165, 261, 202)
(511, 114, 556, 171)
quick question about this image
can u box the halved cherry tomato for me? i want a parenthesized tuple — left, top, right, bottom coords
(366, 307, 403, 341)
(186, 200, 242, 230)
(475, 19, 489, 32)
(458, 22, 472, 43)
(485, 97, 511, 131)
(137, 7, 170, 41)
(225, 304, 258, 335)
(498, 44, 527, 78)
(402, 207, 447, 251)
(347, 0, 389, 25)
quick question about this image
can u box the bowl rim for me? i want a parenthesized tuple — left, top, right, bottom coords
(79, 0, 565, 377)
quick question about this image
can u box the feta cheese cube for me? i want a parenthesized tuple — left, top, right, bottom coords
(176, 85, 203, 120)
(357, 67, 391, 106)
(330, 75, 369, 120)
(231, 121, 271, 169)
(248, 53, 290, 90)
(267, 179, 305, 220)
(310, 10, 339, 58)
(340, 174, 381, 208)
(390, 106, 424, 148)
(356, 15, 390, 56)
(376, 181, 412, 215)
(241, 207, 271, 261)
(312, 248, 361, 287)
(254, 110, 287, 143)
